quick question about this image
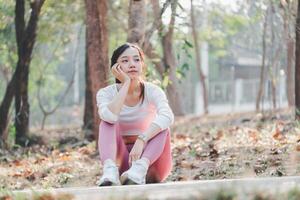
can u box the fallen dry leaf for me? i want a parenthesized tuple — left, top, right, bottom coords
(215, 130, 224, 140)
(35, 193, 55, 200)
(272, 126, 285, 141)
(248, 129, 259, 143)
(34, 157, 48, 164)
(55, 193, 75, 200)
(55, 166, 72, 174)
(58, 153, 71, 162)
(78, 147, 91, 155)
(11, 168, 33, 178)
(180, 160, 193, 169)
(175, 133, 189, 140)
(12, 160, 23, 167)
(0, 196, 13, 200)
(296, 143, 300, 152)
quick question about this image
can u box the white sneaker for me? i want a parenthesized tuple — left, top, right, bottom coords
(120, 158, 150, 185)
(97, 159, 121, 186)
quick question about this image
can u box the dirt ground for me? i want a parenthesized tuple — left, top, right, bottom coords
(0, 110, 300, 191)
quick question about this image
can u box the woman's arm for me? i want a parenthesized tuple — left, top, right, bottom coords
(129, 84, 174, 163)
(107, 79, 130, 116)
(139, 85, 174, 142)
(96, 64, 131, 123)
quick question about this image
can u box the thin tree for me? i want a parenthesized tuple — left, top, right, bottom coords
(83, 0, 109, 140)
(37, 71, 75, 130)
(256, 6, 269, 112)
(190, 0, 208, 114)
(0, 0, 45, 146)
(268, 2, 279, 110)
(295, 0, 300, 119)
(281, 0, 296, 107)
(37, 26, 82, 130)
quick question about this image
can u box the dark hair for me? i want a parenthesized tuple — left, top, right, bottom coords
(110, 43, 145, 104)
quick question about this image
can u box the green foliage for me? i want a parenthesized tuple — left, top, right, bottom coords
(222, 14, 249, 36)
(0, 0, 17, 79)
(175, 39, 193, 81)
(287, 187, 300, 200)
(206, 10, 249, 50)
(162, 71, 171, 90)
(29, 0, 84, 122)
(38, 0, 84, 43)
(0, 0, 85, 127)
(213, 189, 237, 200)
(144, 59, 161, 85)
(7, 122, 16, 147)
(57, 173, 73, 184)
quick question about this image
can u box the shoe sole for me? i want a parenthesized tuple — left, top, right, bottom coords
(98, 178, 120, 187)
(120, 174, 138, 185)
(99, 180, 113, 186)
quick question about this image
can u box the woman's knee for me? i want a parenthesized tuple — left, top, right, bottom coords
(99, 120, 115, 128)
(150, 128, 170, 142)
(146, 161, 172, 183)
(99, 120, 118, 134)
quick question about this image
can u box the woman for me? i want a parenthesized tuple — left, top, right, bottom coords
(96, 43, 174, 186)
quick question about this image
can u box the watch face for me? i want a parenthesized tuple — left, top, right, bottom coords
(139, 134, 147, 142)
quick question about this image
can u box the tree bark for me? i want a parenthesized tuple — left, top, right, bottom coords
(295, 0, 300, 119)
(127, 0, 146, 46)
(190, 0, 208, 114)
(84, 0, 109, 140)
(15, 0, 45, 145)
(163, 2, 185, 115)
(287, 38, 295, 106)
(148, 0, 185, 116)
(281, 1, 296, 107)
(0, 74, 16, 147)
(0, 0, 45, 146)
(142, 0, 168, 78)
(256, 7, 269, 112)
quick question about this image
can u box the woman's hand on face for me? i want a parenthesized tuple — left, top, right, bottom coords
(111, 63, 130, 83)
(128, 139, 145, 166)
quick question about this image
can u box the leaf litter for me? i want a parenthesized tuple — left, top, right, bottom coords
(0, 112, 299, 191)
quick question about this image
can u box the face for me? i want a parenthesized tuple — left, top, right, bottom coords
(117, 47, 143, 80)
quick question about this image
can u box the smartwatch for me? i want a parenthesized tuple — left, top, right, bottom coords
(137, 134, 148, 143)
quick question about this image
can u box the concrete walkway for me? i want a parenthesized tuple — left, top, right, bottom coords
(15, 176, 300, 200)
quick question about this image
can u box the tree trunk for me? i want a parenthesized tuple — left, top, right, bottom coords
(84, 0, 109, 140)
(282, 4, 296, 107)
(127, 0, 146, 46)
(268, 2, 279, 111)
(295, 0, 300, 119)
(15, 0, 45, 145)
(190, 0, 208, 114)
(142, 0, 167, 78)
(15, 57, 31, 145)
(268, 47, 281, 110)
(0, 74, 16, 147)
(0, 0, 45, 146)
(163, 2, 185, 115)
(143, 43, 165, 77)
(256, 7, 269, 112)
(287, 38, 295, 107)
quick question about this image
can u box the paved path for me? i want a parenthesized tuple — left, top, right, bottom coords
(15, 176, 300, 200)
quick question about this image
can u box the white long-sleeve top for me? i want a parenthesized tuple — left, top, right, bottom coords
(96, 82, 174, 136)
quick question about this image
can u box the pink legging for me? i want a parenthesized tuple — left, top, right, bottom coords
(98, 121, 172, 183)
